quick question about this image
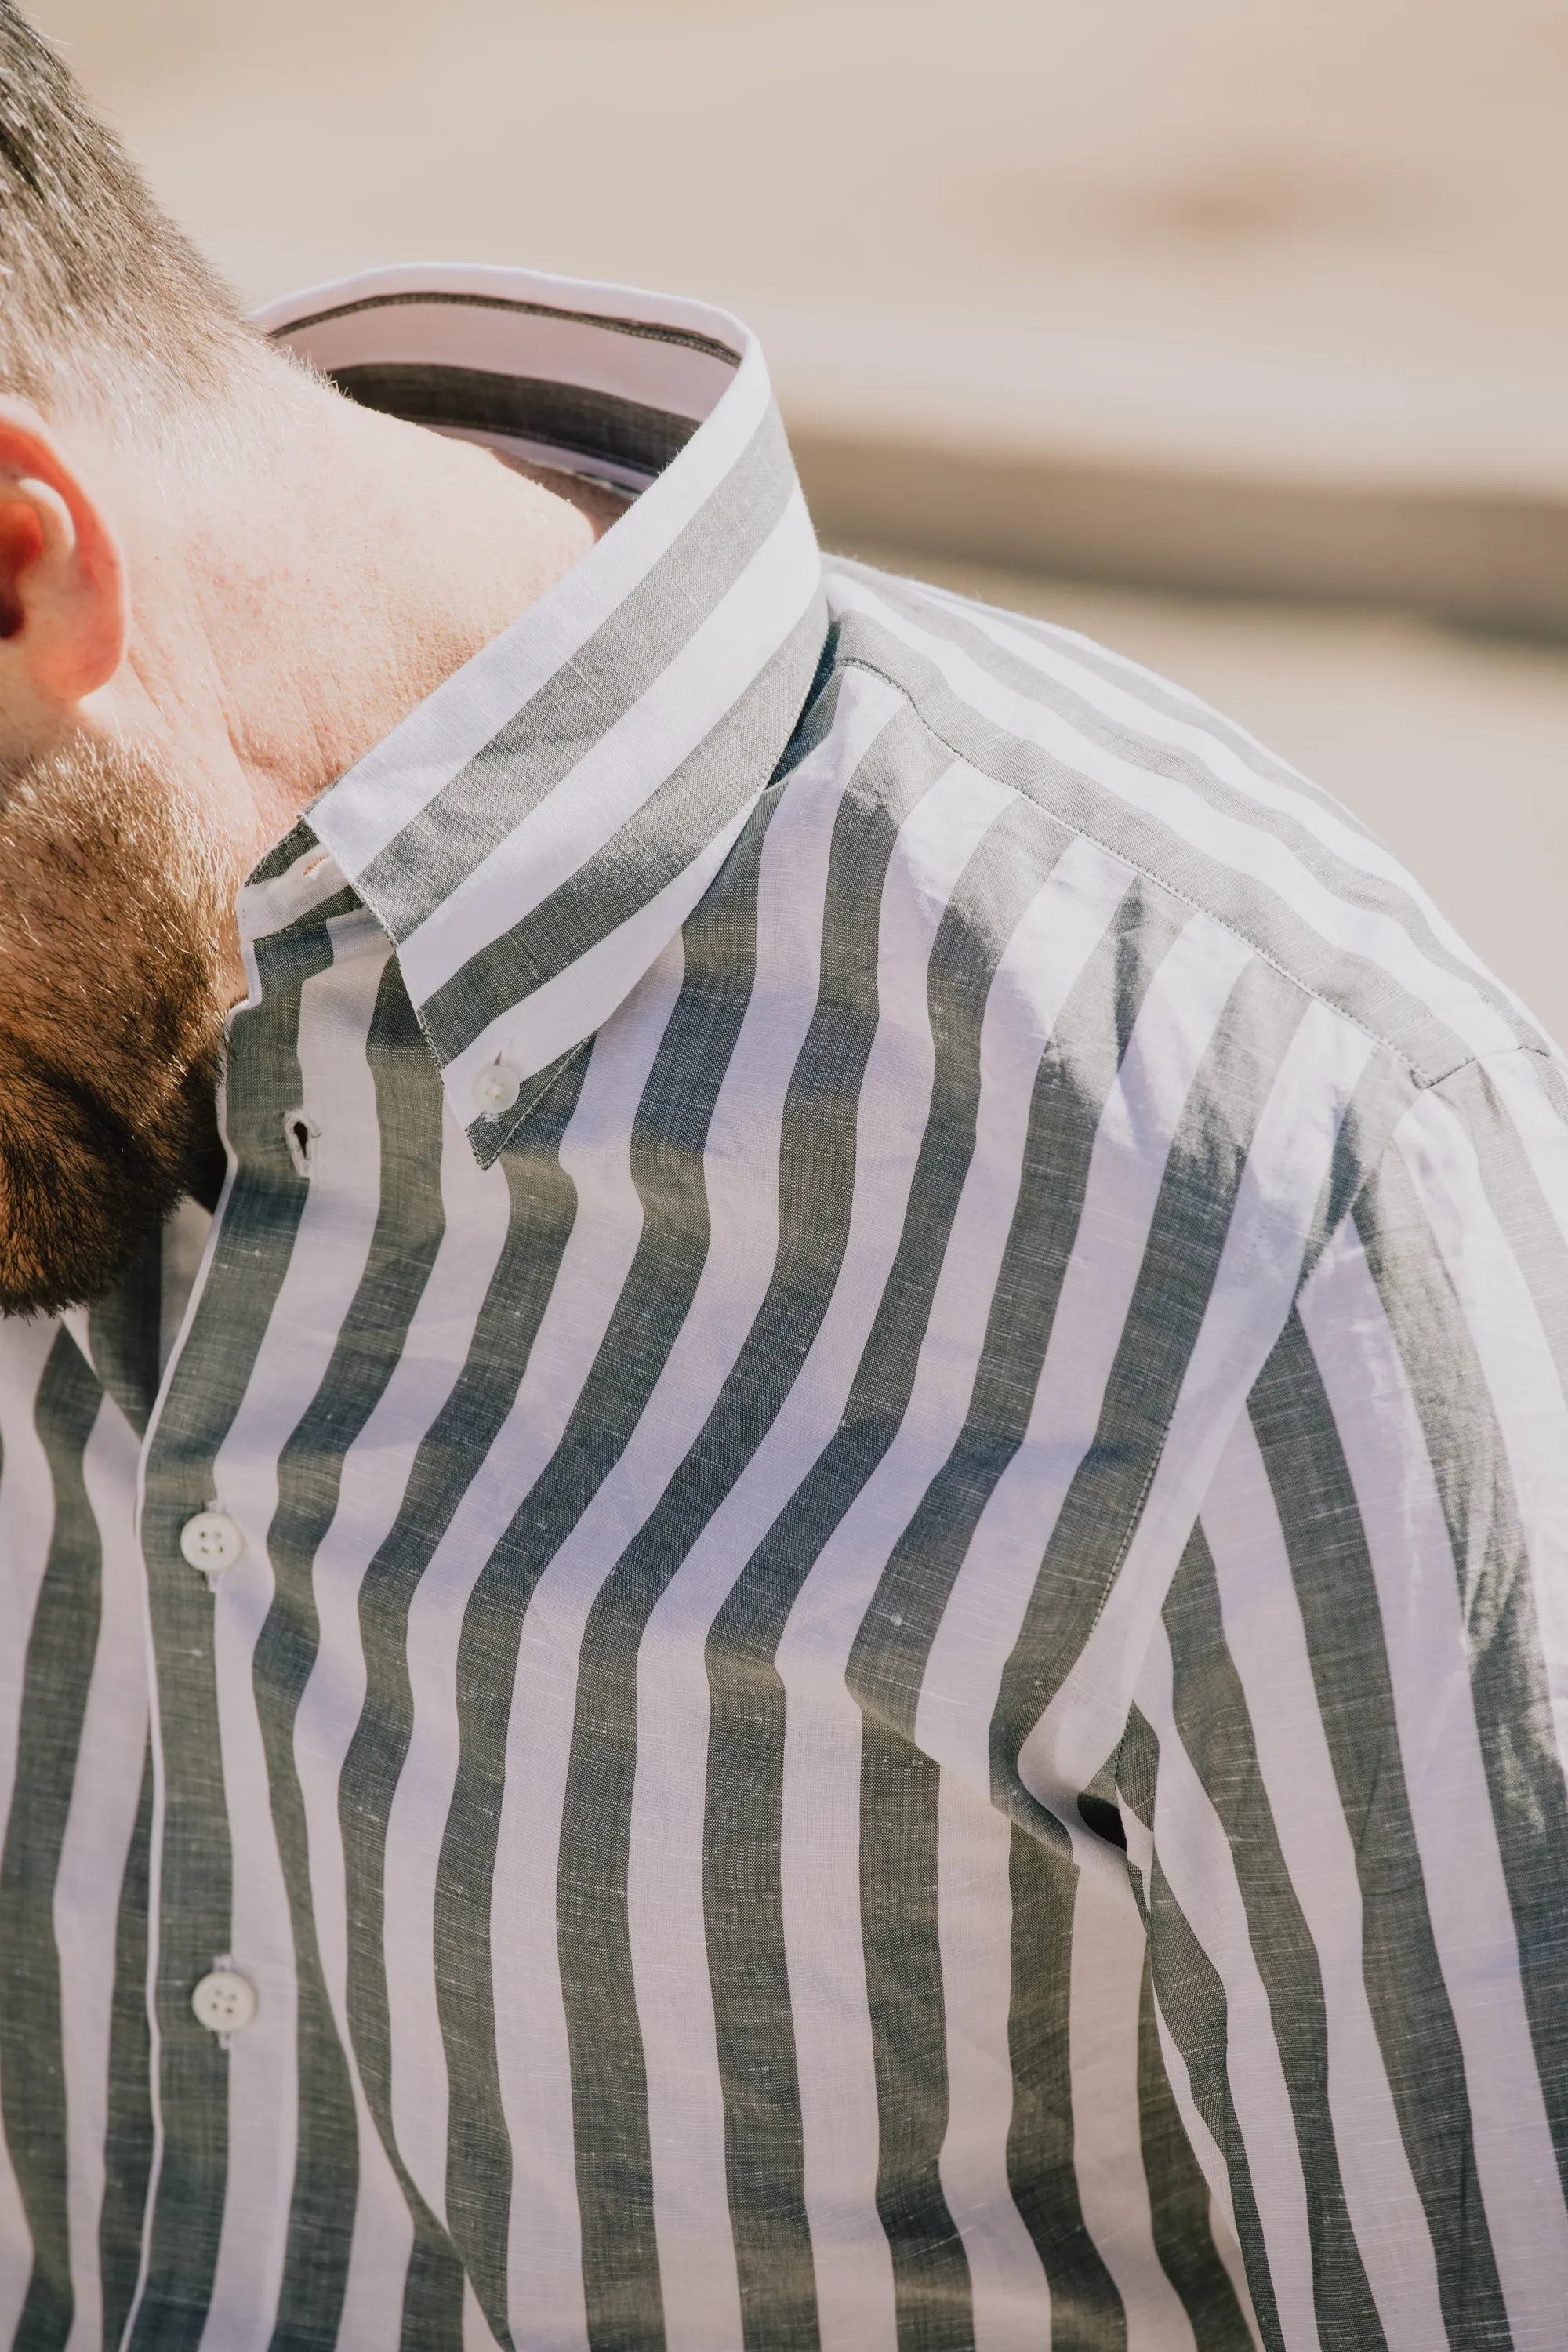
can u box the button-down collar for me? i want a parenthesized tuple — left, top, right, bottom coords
(250, 263, 829, 1163)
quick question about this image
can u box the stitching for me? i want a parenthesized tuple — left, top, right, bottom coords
(835, 653, 1539, 1091)
(466, 1040, 591, 1169)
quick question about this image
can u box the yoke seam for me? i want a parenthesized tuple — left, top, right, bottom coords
(837, 652, 1544, 1094)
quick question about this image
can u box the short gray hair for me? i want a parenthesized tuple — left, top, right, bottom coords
(0, 2, 257, 433)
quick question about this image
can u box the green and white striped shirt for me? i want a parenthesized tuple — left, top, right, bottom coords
(2, 264, 1566, 2352)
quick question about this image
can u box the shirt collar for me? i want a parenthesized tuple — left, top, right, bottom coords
(249, 263, 828, 1163)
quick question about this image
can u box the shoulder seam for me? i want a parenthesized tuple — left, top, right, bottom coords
(836, 653, 1521, 1093)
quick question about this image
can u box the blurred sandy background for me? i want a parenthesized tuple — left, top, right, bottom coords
(28, 0, 1568, 1038)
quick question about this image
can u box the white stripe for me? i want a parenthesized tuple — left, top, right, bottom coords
(921, 582, 1528, 1016)
(397, 488, 821, 1007)
(1200, 1412, 1446, 2348)
(477, 940, 688, 2351)
(306, 323, 779, 877)
(763, 760, 1018, 2352)
(1299, 1221, 1568, 2344)
(333, 2154, 414, 2352)
(742, 825, 1134, 2346)
(443, 789, 758, 1118)
(1062, 1827, 1198, 2351)
(387, 942, 686, 2262)
(1148, 2013, 1235, 2259)
(1019, 996, 1374, 1809)
(508, 741, 1002, 2352)
(201, 912, 396, 2352)
(234, 841, 355, 955)
(778, 829, 1134, 2344)
(1393, 1086, 1568, 1775)
(914, 913, 1253, 1795)
(57, 1397, 152, 2352)
(1134, 1620, 1319, 2352)
(932, 1778, 1051, 2350)
(461, 2274, 505, 2349)
(1146, 2012, 1265, 2352)
(829, 574, 1519, 1064)
(0, 1319, 67, 2332)
(1208, 2199, 1267, 2352)
(628, 764, 1116, 2352)
(1486, 1049, 1568, 1258)
(623, 680, 902, 2352)
(292, 1104, 514, 2352)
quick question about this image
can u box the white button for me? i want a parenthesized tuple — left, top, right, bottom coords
(179, 1512, 245, 1577)
(471, 1062, 521, 1117)
(191, 1968, 258, 2036)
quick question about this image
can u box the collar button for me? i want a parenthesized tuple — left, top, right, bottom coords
(472, 1062, 521, 1118)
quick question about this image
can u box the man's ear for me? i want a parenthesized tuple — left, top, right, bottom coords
(0, 397, 128, 723)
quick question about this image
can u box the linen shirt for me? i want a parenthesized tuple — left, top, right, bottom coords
(1, 263, 1566, 2352)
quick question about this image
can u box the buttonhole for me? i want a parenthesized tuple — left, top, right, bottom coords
(284, 1108, 320, 1179)
(301, 851, 332, 880)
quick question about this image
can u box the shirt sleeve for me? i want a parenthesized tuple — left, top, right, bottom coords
(1120, 1046, 1568, 2352)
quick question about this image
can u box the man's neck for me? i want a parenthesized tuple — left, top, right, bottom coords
(97, 368, 610, 873)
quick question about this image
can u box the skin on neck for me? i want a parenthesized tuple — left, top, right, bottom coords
(0, 358, 614, 1002)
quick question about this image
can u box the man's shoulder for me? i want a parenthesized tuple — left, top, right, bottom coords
(814, 555, 1544, 1096)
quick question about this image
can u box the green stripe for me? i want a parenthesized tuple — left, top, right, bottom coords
(335, 1054, 590, 2321)
(1005, 1825, 1126, 2350)
(330, 361, 699, 479)
(133, 913, 339, 2347)
(833, 801, 1076, 2346)
(845, 876, 1183, 1753)
(830, 597, 1501, 1088)
(1247, 1309, 1510, 2343)
(1144, 1851, 1284, 2352)
(858, 1732, 973, 2347)
(427, 595, 829, 1075)
(993, 954, 1306, 1795)
(100, 1749, 155, 2352)
(397, 2234, 466, 2352)
(695, 714, 953, 2347)
(831, 869, 1192, 2334)
(1164, 1525, 1383, 2345)
(254, 956, 456, 2347)
(354, 406, 800, 939)
(1359, 1127, 1568, 2190)
(533, 783, 800, 2348)
(1134, 1950, 1253, 2347)
(845, 561, 1537, 1063)
(1436, 1055, 1568, 1401)
(431, 834, 775, 2343)
(0, 1333, 104, 2351)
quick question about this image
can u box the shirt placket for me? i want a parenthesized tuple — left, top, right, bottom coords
(129, 850, 365, 2340)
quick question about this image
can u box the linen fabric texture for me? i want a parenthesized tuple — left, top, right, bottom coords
(0, 263, 1564, 2352)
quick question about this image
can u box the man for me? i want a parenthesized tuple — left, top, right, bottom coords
(0, 7, 1563, 2350)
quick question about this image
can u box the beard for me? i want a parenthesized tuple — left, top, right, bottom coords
(0, 731, 239, 1318)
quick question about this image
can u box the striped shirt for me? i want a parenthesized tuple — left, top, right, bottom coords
(1, 262, 1566, 2352)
